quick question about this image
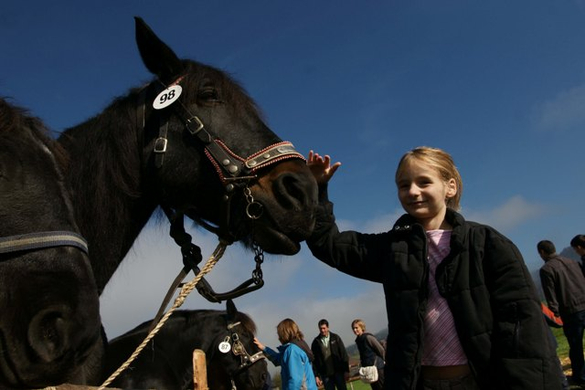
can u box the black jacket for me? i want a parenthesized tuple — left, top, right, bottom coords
(540, 254, 585, 319)
(307, 201, 561, 390)
(310, 332, 349, 379)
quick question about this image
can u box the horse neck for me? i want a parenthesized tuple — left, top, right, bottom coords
(59, 98, 158, 293)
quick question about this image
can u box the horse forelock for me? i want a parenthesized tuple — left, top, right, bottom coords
(179, 61, 266, 122)
(234, 311, 257, 335)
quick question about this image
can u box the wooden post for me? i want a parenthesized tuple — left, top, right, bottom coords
(193, 349, 208, 390)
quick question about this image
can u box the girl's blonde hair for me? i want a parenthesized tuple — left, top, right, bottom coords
(277, 318, 304, 344)
(395, 146, 463, 211)
(351, 319, 366, 332)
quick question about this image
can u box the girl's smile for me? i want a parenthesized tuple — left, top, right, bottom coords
(396, 159, 457, 230)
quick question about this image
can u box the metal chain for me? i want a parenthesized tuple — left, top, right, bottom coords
(252, 242, 264, 284)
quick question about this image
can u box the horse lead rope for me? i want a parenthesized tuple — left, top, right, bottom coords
(98, 240, 229, 390)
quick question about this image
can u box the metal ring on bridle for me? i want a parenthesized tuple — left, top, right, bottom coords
(245, 201, 264, 220)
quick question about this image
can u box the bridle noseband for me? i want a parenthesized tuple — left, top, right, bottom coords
(0, 231, 88, 255)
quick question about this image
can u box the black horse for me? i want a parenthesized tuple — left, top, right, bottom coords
(58, 17, 318, 295)
(104, 301, 268, 390)
(0, 98, 104, 388)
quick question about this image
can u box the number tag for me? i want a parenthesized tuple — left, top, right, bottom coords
(153, 85, 182, 110)
(218, 341, 231, 354)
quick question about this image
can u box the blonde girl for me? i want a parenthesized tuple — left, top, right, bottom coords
(307, 147, 561, 390)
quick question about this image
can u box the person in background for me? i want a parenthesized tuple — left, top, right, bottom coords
(351, 319, 385, 390)
(306, 147, 562, 389)
(311, 319, 349, 390)
(254, 318, 316, 390)
(539, 239, 585, 386)
(570, 235, 585, 276)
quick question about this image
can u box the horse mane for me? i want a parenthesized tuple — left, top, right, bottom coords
(182, 308, 258, 335)
(0, 97, 69, 171)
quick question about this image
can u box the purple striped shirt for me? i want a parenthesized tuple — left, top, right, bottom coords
(421, 229, 468, 366)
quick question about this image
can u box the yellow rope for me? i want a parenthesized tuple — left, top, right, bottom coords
(98, 240, 228, 390)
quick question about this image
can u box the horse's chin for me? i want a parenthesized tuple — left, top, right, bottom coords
(252, 226, 302, 255)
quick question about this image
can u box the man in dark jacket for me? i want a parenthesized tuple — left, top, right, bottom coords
(539, 239, 585, 385)
(311, 319, 349, 390)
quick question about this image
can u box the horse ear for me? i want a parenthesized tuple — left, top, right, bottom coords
(226, 299, 238, 321)
(134, 16, 185, 82)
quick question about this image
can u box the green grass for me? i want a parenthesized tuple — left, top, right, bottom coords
(553, 327, 570, 358)
(346, 379, 372, 390)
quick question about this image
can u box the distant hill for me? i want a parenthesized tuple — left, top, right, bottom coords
(560, 246, 580, 261)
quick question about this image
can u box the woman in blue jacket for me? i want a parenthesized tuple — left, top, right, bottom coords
(255, 318, 317, 390)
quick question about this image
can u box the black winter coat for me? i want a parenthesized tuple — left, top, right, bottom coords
(307, 202, 562, 390)
(310, 332, 349, 379)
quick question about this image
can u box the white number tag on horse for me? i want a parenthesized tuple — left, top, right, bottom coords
(218, 341, 231, 353)
(153, 85, 182, 109)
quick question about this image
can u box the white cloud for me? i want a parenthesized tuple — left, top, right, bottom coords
(464, 195, 547, 232)
(532, 83, 585, 132)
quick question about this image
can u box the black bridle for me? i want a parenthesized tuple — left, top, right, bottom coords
(138, 77, 304, 307)
(223, 321, 265, 375)
(0, 231, 88, 255)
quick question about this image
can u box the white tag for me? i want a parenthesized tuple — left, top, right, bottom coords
(153, 85, 182, 110)
(218, 341, 231, 353)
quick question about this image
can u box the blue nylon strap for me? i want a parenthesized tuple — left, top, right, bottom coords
(0, 231, 89, 255)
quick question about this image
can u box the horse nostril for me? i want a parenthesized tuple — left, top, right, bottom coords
(274, 173, 315, 210)
(28, 306, 71, 363)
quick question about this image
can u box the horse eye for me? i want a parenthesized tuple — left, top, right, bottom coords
(198, 88, 221, 104)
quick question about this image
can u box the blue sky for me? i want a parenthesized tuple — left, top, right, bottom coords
(2, 1, 585, 364)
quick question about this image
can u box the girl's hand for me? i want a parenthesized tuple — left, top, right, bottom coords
(307, 150, 341, 185)
(253, 337, 265, 351)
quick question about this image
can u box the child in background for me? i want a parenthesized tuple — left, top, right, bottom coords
(352, 319, 385, 390)
(254, 319, 317, 390)
(306, 147, 562, 390)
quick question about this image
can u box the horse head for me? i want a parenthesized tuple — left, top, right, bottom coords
(207, 299, 268, 390)
(0, 99, 103, 387)
(104, 301, 267, 390)
(134, 17, 318, 255)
